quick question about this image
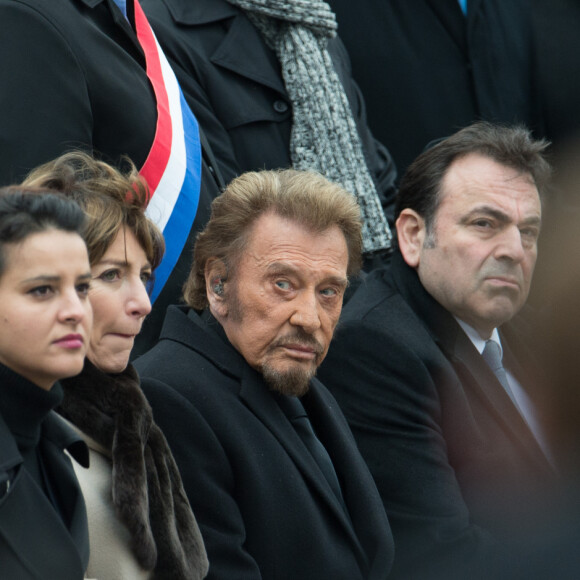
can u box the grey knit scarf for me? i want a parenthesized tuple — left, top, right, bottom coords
(226, 0, 392, 254)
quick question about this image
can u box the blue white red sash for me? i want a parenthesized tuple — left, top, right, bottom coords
(133, 0, 202, 303)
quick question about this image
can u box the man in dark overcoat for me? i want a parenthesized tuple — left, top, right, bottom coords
(318, 122, 557, 579)
(136, 168, 393, 580)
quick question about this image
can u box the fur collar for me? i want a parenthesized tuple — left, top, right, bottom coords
(60, 360, 208, 579)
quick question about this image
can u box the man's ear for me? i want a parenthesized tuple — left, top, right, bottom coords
(396, 209, 427, 268)
(205, 258, 228, 319)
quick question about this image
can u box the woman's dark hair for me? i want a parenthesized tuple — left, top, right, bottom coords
(0, 187, 86, 277)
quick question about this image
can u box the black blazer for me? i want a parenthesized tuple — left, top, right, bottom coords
(141, 0, 398, 221)
(0, 0, 222, 354)
(328, 0, 541, 177)
(318, 253, 556, 579)
(0, 0, 156, 183)
(0, 411, 89, 579)
(532, 0, 580, 147)
(135, 307, 393, 580)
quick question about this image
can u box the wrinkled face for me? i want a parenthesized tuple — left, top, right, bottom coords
(87, 228, 152, 373)
(210, 212, 349, 396)
(0, 229, 92, 390)
(400, 153, 542, 338)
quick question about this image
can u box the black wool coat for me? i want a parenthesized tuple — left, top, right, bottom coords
(141, 0, 399, 222)
(328, 0, 541, 178)
(135, 306, 394, 580)
(0, 412, 90, 579)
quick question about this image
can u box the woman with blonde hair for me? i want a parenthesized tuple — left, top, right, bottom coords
(24, 152, 208, 580)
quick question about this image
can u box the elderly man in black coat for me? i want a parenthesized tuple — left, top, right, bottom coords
(318, 122, 557, 579)
(136, 169, 393, 580)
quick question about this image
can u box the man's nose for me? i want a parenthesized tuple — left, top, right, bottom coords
(289, 291, 322, 333)
(495, 225, 526, 263)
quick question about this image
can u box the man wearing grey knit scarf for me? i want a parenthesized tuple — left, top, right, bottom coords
(225, 0, 393, 255)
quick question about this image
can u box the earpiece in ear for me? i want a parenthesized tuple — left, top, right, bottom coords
(212, 278, 224, 296)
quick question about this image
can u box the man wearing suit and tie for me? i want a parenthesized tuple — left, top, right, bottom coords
(318, 122, 557, 579)
(135, 169, 393, 579)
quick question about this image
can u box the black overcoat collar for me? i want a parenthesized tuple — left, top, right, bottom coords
(159, 306, 369, 565)
(76, 0, 146, 63)
(158, 0, 287, 95)
(0, 411, 89, 576)
(390, 252, 552, 473)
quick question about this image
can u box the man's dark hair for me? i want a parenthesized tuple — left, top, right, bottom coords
(395, 122, 551, 233)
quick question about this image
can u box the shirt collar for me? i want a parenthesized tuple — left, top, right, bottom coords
(455, 317, 502, 357)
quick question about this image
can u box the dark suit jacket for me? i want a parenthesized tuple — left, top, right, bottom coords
(328, 0, 540, 177)
(318, 253, 556, 579)
(141, 0, 398, 221)
(0, 0, 222, 354)
(135, 306, 393, 580)
(532, 0, 580, 148)
(0, 411, 89, 579)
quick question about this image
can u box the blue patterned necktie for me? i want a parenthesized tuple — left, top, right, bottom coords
(482, 340, 519, 409)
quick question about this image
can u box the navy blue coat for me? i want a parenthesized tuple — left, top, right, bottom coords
(328, 0, 541, 177)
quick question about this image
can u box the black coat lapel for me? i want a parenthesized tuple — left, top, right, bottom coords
(392, 253, 553, 473)
(40, 414, 90, 565)
(449, 321, 553, 473)
(78, 0, 145, 59)
(238, 366, 363, 552)
(301, 384, 374, 563)
(424, 0, 467, 52)
(238, 368, 329, 501)
(211, 14, 287, 95)
(0, 413, 88, 578)
(161, 0, 286, 95)
(0, 471, 86, 578)
(466, 0, 484, 31)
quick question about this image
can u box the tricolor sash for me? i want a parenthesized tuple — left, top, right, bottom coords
(133, 0, 202, 303)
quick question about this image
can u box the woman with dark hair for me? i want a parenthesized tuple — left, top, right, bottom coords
(24, 152, 208, 580)
(0, 189, 92, 578)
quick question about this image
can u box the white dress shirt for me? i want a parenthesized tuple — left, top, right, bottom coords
(455, 318, 554, 465)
